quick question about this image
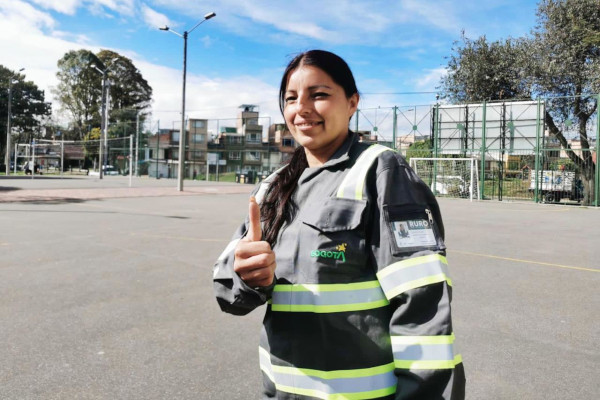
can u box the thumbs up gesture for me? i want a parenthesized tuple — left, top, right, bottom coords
(233, 197, 277, 287)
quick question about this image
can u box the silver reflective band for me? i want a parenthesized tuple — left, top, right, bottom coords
(377, 254, 451, 300)
(337, 144, 393, 200)
(271, 281, 388, 313)
(255, 165, 287, 204)
(259, 347, 397, 399)
(392, 334, 457, 370)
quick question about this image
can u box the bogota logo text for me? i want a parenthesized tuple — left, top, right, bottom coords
(311, 243, 347, 262)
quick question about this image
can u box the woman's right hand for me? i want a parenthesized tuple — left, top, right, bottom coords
(233, 197, 277, 288)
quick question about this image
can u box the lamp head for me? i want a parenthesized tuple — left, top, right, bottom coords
(204, 12, 216, 20)
(159, 26, 169, 31)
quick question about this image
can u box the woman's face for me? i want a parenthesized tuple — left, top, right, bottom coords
(283, 65, 358, 165)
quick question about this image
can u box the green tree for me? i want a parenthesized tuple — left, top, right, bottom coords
(439, 0, 600, 205)
(405, 139, 433, 162)
(54, 49, 153, 141)
(1, 66, 52, 162)
(53, 49, 103, 140)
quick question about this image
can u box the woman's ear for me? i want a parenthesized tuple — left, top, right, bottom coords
(347, 93, 359, 118)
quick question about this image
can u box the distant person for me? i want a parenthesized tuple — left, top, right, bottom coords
(213, 50, 465, 399)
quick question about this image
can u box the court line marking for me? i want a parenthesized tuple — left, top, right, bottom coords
(450, 250, 599, 273)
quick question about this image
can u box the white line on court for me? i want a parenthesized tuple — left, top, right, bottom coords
(450, 250, 599, 273)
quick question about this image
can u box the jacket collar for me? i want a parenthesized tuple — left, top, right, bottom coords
(298, 131, 359, 184)
(321, 130, 359, 169)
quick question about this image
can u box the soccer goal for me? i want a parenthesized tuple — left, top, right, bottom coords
(409, 158, 480, 201)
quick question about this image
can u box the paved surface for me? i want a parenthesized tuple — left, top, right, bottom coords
(0, 177, 599, 399)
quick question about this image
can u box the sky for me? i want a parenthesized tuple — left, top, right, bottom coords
(1, 0, 540, 138)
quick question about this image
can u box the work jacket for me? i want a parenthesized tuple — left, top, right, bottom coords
(213, 132, 465, 399)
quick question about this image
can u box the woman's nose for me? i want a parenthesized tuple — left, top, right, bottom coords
(296, 95, 312, 115)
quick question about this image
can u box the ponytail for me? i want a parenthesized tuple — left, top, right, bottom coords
(261, 147, 307, 245)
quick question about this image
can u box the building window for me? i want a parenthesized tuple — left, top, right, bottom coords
(246, 151, 260, 161)
(172, 132, 180, 143)
(229, 151, 241, 160)
(282, 138, 294, 147)
(246, 133, 261, 143)
(194, 120, 205, 128)
(192, 134, 205, 143)
(228, 136, 243, 145)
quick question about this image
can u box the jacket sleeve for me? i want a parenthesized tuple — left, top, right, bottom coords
(367, 153, 465, 399)
(212, 195, 275, 316)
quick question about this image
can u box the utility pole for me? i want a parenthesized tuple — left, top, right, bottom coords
(5, 68, 24, 176)
(135, 110, 140, 176)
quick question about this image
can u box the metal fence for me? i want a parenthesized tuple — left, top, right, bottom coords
(363, 96, 599, 206)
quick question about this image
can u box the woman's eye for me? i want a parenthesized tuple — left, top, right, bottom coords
(285, 96, 297, 103)
(313, 92, 329, 99)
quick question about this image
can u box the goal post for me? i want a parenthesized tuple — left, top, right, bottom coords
(409, 158, 480, 201)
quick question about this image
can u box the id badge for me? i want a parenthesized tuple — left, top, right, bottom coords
(384, 204, 445, 255)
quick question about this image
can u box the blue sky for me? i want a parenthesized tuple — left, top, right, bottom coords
(1, 0, 540, 135)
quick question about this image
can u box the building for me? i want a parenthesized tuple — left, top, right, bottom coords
(147, 118, 208, 179)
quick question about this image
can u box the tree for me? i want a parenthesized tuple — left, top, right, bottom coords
(440, 34, 533, 103)
(1, 66, 52, 161)
(53, 50, 103, 140)
(405, 139, 433, 162)
(54, 49, 153, 141)
(439, 0, 600, 205)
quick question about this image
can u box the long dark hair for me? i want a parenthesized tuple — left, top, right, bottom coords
(261, 50, 359, 245)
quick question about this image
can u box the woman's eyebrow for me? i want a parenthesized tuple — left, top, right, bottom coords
(308, 85, 332, 90)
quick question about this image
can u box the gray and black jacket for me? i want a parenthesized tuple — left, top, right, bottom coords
(213, 132, 465, 399)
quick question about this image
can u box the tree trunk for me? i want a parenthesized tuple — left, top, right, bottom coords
(544, 111, 596, 205)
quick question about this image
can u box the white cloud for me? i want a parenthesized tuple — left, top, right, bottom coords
(140, 4, 171, 29)
(28, 0, 82, 15)
(1, 0, 56, 29)
(416, 67, 446, 90)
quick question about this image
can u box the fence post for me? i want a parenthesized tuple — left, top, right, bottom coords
(594, 94, 600, 207)
(535, 97, 542, 203)
(480, 101, 487, 200)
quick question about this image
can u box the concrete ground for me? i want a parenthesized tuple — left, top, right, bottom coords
(0, 176, 598, 399)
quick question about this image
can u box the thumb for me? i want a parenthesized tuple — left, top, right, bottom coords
(247, 196, 262, 241)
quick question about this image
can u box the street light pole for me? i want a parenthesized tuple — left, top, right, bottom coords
(160, 11, 216, 192)
(5, 68, 24, 176)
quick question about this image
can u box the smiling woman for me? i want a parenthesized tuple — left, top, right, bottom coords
(213, 50, 465, 400)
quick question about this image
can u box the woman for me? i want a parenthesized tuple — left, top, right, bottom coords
(213, 50, 465, 399)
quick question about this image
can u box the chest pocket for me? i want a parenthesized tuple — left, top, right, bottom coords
(300, 198, 368, 276)
(383, 203, 446, 256)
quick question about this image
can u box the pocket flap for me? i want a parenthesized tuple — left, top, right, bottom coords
(302, 198, 367, 232)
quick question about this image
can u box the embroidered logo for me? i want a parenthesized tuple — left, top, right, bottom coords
(311, 243, 347, 262)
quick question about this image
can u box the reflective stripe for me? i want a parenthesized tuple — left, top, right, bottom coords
(259, 346, 397, 400)
(392, 334, 459, 370)
(255, 165, 287, 204)
(395, 355, 463, 370)
(259, 346, 275, 382)
(217, 238, 239, 261)
(376, 254, 452, 300)
(271, 281, 389, 313)
(337, 144, 393, 200)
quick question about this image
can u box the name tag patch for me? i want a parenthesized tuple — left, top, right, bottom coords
(391, 219, 437, 248)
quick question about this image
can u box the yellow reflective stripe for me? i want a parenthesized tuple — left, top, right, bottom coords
(271, 299, 389, 313)
(274, 280, 381, 293)
(384, 274, 452, 300)
(351, 145, 392, 200)
(391, 333, 455, 345)
(337, 144, 393, 200)
(377, 254, 448, 279)
(274, 384, 397, 400)
(395, 354, 463, 370)
(271, 361, 395, 379)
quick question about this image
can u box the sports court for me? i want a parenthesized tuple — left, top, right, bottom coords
(1, 176, 598, 399)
